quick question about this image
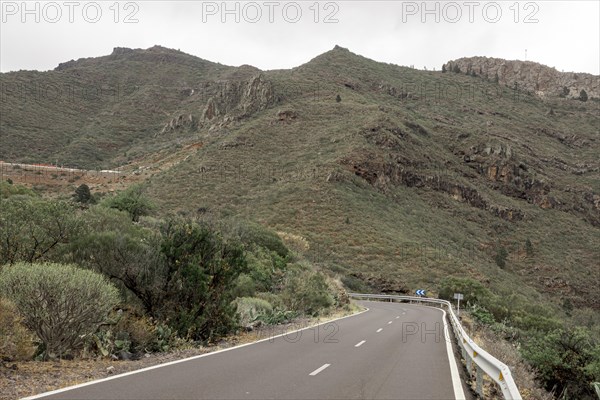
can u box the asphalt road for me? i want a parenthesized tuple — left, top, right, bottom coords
(27, 301, 467, 400)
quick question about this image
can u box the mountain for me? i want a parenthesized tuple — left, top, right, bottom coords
(1, 45, 599, 312)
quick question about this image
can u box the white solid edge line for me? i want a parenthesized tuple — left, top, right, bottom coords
(309, 363, 331, 376)
(441, 309, 467, 400)
(354, 340, 366, 348)
(401, 303, 466, 400)
(22, 308, 370, 400)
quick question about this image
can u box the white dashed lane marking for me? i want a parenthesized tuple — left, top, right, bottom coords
(309, 364, 331, 376)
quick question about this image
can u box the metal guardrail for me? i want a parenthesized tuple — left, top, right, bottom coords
(349, 293, 522, 400)
(593, 382, 600, 398)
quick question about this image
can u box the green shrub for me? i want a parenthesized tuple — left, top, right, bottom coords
(233, 221, 289, 258)
(232, 273, 256, 298)
(0, 262, 121, 359)
(245, 246, 286, 292)
(521, 328, 600, 398)
(255, 292, 285, 310)
(281, 265, 334, 316)
(341, 274, 370, 292)
(0, 181, 36, 198)
(437, 276, 492, 305)
(233, 297, 273, 327)
(494, 247, 508, 268)
(74, 183, 94, 204)
(102, 184, 154, 222)
(471, 304, 495, 325)
(159, 219, 248, 341)
(0, 197, 80, 265)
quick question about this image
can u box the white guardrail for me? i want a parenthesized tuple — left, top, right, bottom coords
(349, 293, 522, 400)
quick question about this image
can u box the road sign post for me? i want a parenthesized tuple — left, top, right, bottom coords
(415, 289, 426, 297)
(453, 293, 464, 316)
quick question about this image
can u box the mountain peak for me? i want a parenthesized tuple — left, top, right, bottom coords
(332, 45, 350, 52)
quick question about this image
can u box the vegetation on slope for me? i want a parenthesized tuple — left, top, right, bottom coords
(0, 184, 345, 362)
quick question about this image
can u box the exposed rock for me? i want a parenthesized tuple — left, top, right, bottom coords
(344, 155, 523, 221)
(110, 47, 135, 57)
(274, 109, 298, 124)
(198, 74, 276, 130)
(159, 114, 197, 135)
(444, 56, 599, 99)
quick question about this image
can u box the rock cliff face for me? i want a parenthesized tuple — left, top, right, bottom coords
(444, 57, 599, 99)
(160, 74, 276, 134)
(201, 74, 275, 123)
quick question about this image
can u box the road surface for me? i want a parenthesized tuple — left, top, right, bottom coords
(27, 301, 467, 400)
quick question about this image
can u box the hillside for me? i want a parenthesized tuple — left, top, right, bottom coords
(1, 45, 599, 315)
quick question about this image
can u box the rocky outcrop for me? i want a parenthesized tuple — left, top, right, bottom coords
(199, 74, 275, 129)
(444, 57, 599, 99)
(157, 74, 276, 135)
(159, 114, 197, 135)
(344, 154, 524, 221)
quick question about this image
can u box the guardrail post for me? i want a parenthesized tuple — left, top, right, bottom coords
(476, 366, 483, 397)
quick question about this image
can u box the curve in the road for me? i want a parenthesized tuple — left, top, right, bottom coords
(25, 301, 467, 400)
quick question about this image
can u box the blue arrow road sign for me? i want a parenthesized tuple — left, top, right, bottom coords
(416, 289, 426, 296)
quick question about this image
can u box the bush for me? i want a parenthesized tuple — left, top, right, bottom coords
(0, 181, 36, 198)
(580, 89, 588, 102)
(0, 262, 121, 359)
(102, 184, 154, 222)
(495, 246, 508, 268)
(233, 297, 273, 327)
(234, 221, 289, 258)
(521, 327, 600, 398)
(281, 265, 334, 316)
(0, 298, 36, 361)
(159, 219, 248, 341)
(232, 273, 256, 298)
(0, 197, 80, 265)
(437, 276, 492, 306)
(74, 183, 94, 204)
(471, 304, 495, 325)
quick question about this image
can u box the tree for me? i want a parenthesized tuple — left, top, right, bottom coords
(0, 262, 120, 359)
(102, 184, 154, 222)
(335, 94, 341, 103)
(580, 89, 588, 102)
(158, 218, 248, 340)
(525, 238, 533, 256)
(494, 247, 508, 268)
(441, 64, 447, 73)
(74, 183, 93, 204)
(0, 197, 80, 265)
(69, 229, 165, 316)
(494, 72, 499, 83)
(452, 64, 461, 74)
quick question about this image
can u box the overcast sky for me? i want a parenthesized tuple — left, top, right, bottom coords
(1, 1, 598, 74)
